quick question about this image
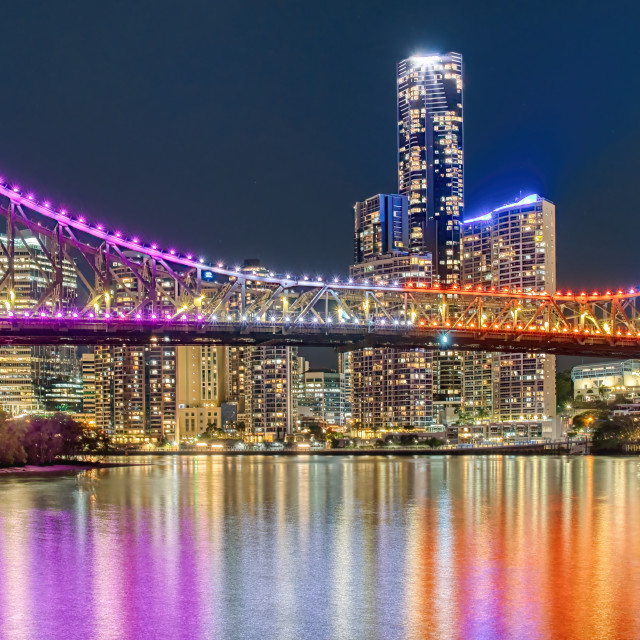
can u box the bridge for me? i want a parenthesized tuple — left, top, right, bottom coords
(0, 177, 638, 357)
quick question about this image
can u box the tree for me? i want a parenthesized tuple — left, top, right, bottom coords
(12, 413, 83, 465)
(556, 370, 574, 413)
(598, 386, 612, 403)
(592, 417, 640, 451)
(572, 409, 610, 433)
(0, 411, 26, 466)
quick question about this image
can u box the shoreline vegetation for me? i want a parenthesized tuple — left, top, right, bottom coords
(1, 410, 639, 475)
(0, 460, 144, 476)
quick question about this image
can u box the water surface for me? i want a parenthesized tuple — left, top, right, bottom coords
(0, 455, 639, 640)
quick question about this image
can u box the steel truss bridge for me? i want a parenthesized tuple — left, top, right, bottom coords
(0, 178, 638, 358)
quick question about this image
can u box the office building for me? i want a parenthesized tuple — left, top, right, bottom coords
(397, 53, 463, 285)
(461, 194, 557, 421)
(297, 370, 343, 427)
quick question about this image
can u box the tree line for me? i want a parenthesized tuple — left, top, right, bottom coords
(0, 412, 109, 467)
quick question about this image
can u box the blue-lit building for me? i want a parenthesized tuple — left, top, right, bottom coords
(460, 194, 557, 423)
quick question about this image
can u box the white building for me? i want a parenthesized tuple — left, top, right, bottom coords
(572, 360, 640, 402)
(461, 194, 557, 422)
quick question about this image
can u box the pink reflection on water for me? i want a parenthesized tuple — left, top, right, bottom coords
(0, 458, 639, 639)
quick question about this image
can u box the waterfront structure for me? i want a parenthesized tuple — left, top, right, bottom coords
(297, 369, 343, 427)
(0, 233, 79, 415)
(175, 345, 226, 440)
(446, 420, 554, 444)
(397, 53, 463, 285)
(354, 194, 408, 264)
(461, 194, 557, 421)
(572, 360, 640, 402)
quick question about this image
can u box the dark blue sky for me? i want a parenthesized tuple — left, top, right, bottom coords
(1, 1, 638, 290)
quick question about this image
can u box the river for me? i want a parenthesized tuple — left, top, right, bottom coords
(0, 455, 639, 640)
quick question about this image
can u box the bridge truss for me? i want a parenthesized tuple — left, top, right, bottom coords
(0, 180, 638, 357)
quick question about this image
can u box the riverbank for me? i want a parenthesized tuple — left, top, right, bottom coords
(0, 460, 146, 476)
(108, 442, 579, 457)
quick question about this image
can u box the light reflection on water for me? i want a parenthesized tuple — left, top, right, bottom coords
(0, 455, 639, 640)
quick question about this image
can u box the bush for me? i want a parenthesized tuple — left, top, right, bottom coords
(591, 417, 640, 451)
(0, 413, 87, 466)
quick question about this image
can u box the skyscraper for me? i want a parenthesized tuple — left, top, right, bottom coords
(461, 194, 557, 421)
(397, 53, 463, 285)
(94, 344, 176, 443)
(397, 54, 465, 420)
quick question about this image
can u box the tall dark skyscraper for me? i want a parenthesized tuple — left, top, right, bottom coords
(397, 53, 463, 285)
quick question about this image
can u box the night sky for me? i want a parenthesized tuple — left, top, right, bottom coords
(1, 1, 638, 368)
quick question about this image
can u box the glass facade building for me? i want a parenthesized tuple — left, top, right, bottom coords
(353, 194, 408, 264)
(397, 53, 463, 286)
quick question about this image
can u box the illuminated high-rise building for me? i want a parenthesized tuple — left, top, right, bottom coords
(244, 345, 299, 440)
(354, 194, 408, 264)
(223, 259, 300, 439)
(94, 344, 176, 443)
(81, 353, 96, 417)
(397, 54, 464, 419)
(0, 234, 79, 415)
(461, 194, 557, 421)
(397, 53, 463, 285)
(297, 370, 343, 427)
